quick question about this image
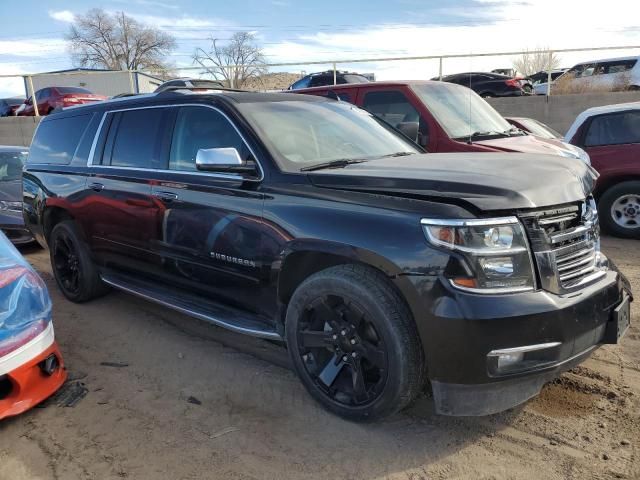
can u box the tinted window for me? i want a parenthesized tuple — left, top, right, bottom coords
(603, 60, 637, 74)
(36, 89, 50, 101)
(109, 108, 165, 168)
(362, 90, 421, 128)
(340, 74, 369, 84)
(0, 151, 28, 181)
(310, 75, 331, 87)
(29, 114, 92, 165)
(169, 106, 250, 171)
(585, 111, 640, 146)
(290, 77, 311, 90)
(55, 87, 92, 94)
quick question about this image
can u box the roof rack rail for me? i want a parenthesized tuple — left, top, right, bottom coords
(157, 86, 248, 94)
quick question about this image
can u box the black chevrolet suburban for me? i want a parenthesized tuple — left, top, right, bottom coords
(22, 90, 632, 421)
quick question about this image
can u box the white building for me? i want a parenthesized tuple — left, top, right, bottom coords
(23, 68, 165, 98)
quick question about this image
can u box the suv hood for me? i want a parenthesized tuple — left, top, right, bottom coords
(307, 153, 596, 211)
(473, 135, 583, 159)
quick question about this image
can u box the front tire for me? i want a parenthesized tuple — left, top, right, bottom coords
(598, 182, 640, 239)
(49, 220, 109, 302)
(285, 264, 425, 421)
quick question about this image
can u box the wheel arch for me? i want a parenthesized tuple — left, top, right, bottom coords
(42, 206, 75, 244)
(276, 240, 405, 306)
(594, 174, 640, 200)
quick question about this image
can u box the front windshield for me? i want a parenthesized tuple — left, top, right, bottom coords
(411, 82, 512, 139)
(237, 100, 419, 171)
(519, 118, 561, 139)
(0, 151, 28, 182)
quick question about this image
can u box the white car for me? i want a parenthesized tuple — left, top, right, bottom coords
(543, 56, 640, 94)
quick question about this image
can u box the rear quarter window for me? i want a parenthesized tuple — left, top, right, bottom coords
(28, 113, 93, 165)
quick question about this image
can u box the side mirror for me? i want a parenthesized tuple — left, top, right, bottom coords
(396, 121, 419, 143)
(195, 147, 256, 175)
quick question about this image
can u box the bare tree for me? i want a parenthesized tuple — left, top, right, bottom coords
(193, 32, 267, 88)
(66, 9, 176, 71)
(513, 48, 561, 76)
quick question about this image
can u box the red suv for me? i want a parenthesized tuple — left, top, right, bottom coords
(292, 81, 588, 160)
(17, 87, 107, 116)
(565, 102, 640, 238)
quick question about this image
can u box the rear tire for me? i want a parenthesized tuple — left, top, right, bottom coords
(285, 264, 425, 421)
(49, 220, 109, 302)
(598, 181, 640, 239)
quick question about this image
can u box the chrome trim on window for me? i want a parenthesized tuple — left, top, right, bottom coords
(86, 103, 265, 182)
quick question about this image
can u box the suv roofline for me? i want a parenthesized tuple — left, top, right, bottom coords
(290, 80, 442, 92)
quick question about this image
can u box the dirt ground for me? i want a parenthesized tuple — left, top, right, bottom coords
(0, 236, 638, 480)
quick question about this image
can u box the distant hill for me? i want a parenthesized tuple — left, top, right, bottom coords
(242, 72, 302, 91)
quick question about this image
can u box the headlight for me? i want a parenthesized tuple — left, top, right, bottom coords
(576, 146, 591, 165)
(421, 217, 535, 293)
(0, 200, 23, 212)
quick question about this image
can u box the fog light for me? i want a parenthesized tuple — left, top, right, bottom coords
(496, 351, 524, 370)
(479, 257, 514, 277)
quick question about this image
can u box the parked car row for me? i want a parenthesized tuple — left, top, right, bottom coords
(13, 86, 631, 422)
(534, 56, 640, 94)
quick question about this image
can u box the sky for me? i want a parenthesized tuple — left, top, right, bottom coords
(0, 0, 639, 97)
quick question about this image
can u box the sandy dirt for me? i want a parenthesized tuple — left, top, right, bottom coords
(0, 236, 638, 480)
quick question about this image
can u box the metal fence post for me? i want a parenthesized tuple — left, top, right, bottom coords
(333, 63, 337, 85)
(128, 71, 136, 94)
(439, 57, 443, 80)
(27, 75, 39, 117)
(546, 51, 553, 98)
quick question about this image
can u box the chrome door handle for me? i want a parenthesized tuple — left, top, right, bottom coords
(88, 182, 104, 192)
(153, 191, 179, 202)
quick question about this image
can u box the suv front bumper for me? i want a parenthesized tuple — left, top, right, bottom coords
(405, 268, 631, 416)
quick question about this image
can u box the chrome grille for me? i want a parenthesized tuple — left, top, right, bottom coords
(519, 198, 604, 294)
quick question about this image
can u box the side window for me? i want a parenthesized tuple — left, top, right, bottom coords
(362, 90, 421, 128)
(169, 106, 251, 172)
(310, 75, 330, 87)
(604, 60, 637, 74)
(584, 111, 640, 147)
(290, 77, 311, 89)
(108, 108, 166, 168)
(28, 114, 92, 165)
(36, 89, 50, 101)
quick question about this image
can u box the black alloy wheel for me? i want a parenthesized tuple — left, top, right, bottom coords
(286, 264, 425, 421)
(49, 221, 109, 302)
(52, 229, 81, 296)
(296, 294, 388, 406)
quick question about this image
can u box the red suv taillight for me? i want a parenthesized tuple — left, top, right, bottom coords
(505, 79, 520, 88)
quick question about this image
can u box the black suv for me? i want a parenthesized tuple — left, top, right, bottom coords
(440, 72, 527, 97)
(288, 70, 370, 90)
(23, 90, 632, 421)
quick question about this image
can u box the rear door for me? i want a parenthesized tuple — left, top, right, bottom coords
(82, 106, 169, 274)
(148, 105, 271, 318)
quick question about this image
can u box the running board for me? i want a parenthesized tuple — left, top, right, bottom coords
(100, 272, 281, 340)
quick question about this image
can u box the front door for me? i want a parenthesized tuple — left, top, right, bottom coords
(149, 105, 271, 318)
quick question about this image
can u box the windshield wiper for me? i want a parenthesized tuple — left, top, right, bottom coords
(456, 130, 510, 141)
(380, 151, 415, 158)
(300, 158, 368, 172)
(503, 127, 525, 136)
